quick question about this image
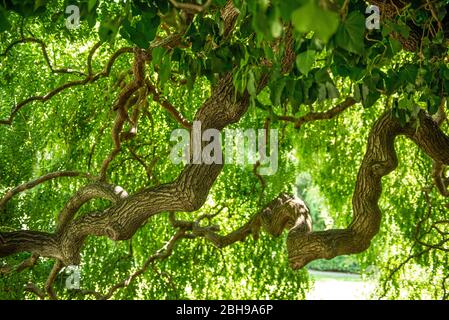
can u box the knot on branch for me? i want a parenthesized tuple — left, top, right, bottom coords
(260, 193, 312, 237)
(60, 236, 82, 266)
(370, 160, 397, 176)
(105, 222, 124, 241)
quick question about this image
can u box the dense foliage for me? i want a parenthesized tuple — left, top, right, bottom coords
(0, 0, 449, 300)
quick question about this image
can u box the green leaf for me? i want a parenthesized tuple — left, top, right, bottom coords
(317, 84, 327, 101)
(137, 12, 160, 43)
(296, 50, 316, 76)
(389, 38, 402, 55)
(384, 70, 400, 95)
(271, 19, 283, 38)
(88, 0, 98, 12)
(291, 0, 339, 43)
(395, 22, 410, 38)
(213, 0, 228, 6)
(247, 71, 257, 97)
(326, 82, 340, 99)
(270, 78, 286, 106)
(233, 69, 247, 95)
(288, 79, 304, 109)
(279, 0, 307, 20)
(427, 95, 441, 115)
(353, 84, 362, 102)
(314, 68, 331, 83)
(361, 84, 380, 108)
(398, 96, 409, 110)
(441, 65, 449, 80)
(99, 17, 121, 43)
(152, 47, 166, 66)
(121, 20, 144, 48)
(159, 54, 172, 87)
(0, 7, 11, 32)
(398, 64, 418, 85)
(335, 11, 365, 55)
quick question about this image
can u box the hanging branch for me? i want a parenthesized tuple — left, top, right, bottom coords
(0, 38, 86, 76)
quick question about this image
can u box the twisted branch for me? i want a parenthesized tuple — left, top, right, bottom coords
(99, 49, 148, 180)
(145, 79, 192, 129)
(0, 45, 133, 126)
(287, 109, 449, 269)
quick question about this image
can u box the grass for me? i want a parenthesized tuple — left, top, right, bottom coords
(306, 270, 376, 300)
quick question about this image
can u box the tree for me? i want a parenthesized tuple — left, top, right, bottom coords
(0, 0, 448, 300)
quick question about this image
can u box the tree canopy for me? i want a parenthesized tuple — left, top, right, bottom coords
(0, 0, 449, 300)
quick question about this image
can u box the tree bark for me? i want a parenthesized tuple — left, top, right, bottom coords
(287, 110, 449, 269)
(0, 74, 251, 265)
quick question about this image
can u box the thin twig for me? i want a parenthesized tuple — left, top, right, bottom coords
(1, 38, 86, 76)
(0, 171, 93, 210)
(277, 97, 356, 129)
(99, 230, 187, 299)
(0, 45, 133, 126)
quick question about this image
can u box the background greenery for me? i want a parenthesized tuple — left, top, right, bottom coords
(0, 0, 448, 299)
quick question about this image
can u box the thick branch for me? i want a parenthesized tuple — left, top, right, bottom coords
(287, 110, 449, 269)
(56, 182, 129, 234)
(432, 98, 448, 196)
(433, 161, 449, 197)
(184, 193, 312, 248)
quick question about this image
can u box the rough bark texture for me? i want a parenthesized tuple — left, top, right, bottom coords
(0, 0, 257, 270)
(1, 1, 449, 278)
(0, 73, 251, 265)
(287, 110, 449, 269)
(2, 107, 448, 271)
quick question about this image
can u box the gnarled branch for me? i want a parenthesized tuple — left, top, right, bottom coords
(0, 45, 134, 126)
(287, 110, 449, 269)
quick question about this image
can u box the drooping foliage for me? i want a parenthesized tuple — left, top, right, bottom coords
(0, 0, 448, 299)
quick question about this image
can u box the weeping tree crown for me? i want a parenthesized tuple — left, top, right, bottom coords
(0, 0, 449, 300)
